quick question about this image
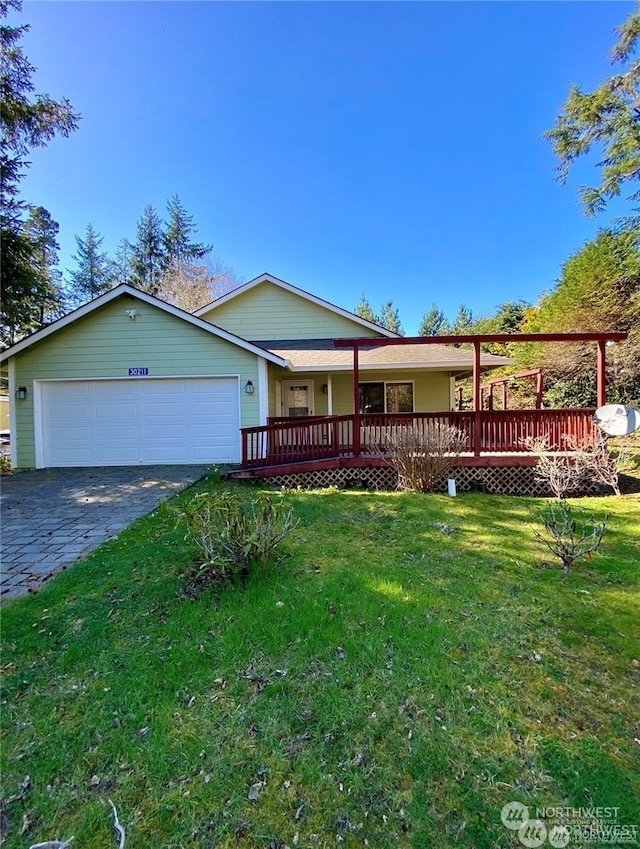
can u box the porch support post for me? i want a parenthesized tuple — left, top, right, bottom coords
(597, 340, 607, 408)
(473, 341, 481, 456)
(353, 345, 361, 457)
(327, 373, 333, 415)
(502, 381, 508, 410)
(536, 371, 544, 409)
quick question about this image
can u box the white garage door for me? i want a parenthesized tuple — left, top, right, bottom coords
(39, 378, 240, 467)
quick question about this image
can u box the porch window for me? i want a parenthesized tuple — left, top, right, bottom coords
(359, 382, 414, 414)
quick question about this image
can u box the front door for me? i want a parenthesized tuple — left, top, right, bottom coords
(282, 380, 314, 417)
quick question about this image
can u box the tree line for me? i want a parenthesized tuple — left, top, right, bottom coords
(355, 224, 639, 407)
(1, 0, 638, 407)
(0, 1, 240, 347)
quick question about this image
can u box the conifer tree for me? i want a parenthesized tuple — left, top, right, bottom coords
(419, 304, 448, 336)
(355, 294, 378, 324)
(378, 300, 404, 335)
(67, 224, 111, 306)
(0, 0, 79, 346)
(130, 205, 165, 294)
(23, 205, 66, 324)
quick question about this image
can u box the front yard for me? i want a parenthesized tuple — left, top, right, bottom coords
(1, 478, 639, 848)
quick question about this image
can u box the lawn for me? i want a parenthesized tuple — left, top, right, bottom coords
(1, 477, 639, 848)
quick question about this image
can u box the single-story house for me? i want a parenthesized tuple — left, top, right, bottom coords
(0, 273, 512, 469)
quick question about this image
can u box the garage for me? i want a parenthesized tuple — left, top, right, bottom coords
(38, 377, 240, 467)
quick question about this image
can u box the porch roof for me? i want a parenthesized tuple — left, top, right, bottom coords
(253, 338, 513, 372)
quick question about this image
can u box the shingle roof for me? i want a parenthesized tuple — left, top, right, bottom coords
(251, 339, 513, 372)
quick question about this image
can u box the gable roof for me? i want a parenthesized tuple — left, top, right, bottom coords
(195, 272, 400, 338)
(253, 339, 513, 372)
(0, 284, 291, 367)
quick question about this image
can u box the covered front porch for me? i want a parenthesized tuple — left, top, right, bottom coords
(239, 408, 597, 471)
(239, 331, 626, 476)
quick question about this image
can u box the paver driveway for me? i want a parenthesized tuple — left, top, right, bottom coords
(1, 466, 209, 599)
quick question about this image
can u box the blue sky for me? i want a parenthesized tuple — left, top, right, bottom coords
(17, 1, 635, 334)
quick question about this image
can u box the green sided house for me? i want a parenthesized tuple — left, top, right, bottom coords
(1, 273, 512, 470)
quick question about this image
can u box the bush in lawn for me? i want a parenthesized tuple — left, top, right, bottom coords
(524, 436, 587, 498)
(181, 491, 298, 582)
(569, 430, 628, 497)
(525, 433, 628, 498)
(534, 500, 608, 573)
(377, 423, 467, 493)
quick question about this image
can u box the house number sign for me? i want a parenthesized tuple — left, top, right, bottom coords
(128, 367, 149, 376)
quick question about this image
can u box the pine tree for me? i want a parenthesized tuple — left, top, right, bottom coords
(0, 0, 79, 346)
(67, 224, 111, 306)
(164, 194, 209, 264)
(355, 294, 378, 324)
(378, 300, 404, 335)
(23, 205, 65, 324)
(545, 6, 640, 216)
(419, 303, 448, 336)
(130, 205, 165, 294)
(106, 238, 134, 286)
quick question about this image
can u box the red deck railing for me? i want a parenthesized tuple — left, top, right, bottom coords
(241, 409, 597, 468)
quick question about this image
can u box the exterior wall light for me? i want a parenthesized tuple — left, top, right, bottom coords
(322, 384, 329, 394)
(15, 386, 27, 400)
(245, 380, 254, 394)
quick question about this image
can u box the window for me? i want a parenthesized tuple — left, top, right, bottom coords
(387, 382, 413, 413)
(359, 382, 413, 414)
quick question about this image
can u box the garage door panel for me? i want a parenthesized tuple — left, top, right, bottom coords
(40, 378, 240, 467)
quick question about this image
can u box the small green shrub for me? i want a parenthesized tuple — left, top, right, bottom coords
(534, 500, 608, 572)
(181, 491, 298, 582)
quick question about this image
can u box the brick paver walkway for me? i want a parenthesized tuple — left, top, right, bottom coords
(1, 466, 208, 599)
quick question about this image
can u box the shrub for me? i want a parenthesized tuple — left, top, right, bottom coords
(181, 491, 298, 582)
(534, 500, 608, 573)
(525, 433, 628, 498)
(376, 423, 467, 493)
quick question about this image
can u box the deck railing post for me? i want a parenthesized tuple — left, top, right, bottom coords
(241, 430, 248, 469)
(353, 345, 361, 457)
(473, 341, 482, 456)
(332, 418, 340, 458)
(597, 340, 607, 408)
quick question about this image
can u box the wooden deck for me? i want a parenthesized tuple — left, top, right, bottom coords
(238, 409, 597, 474)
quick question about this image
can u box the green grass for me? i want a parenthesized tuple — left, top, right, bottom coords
(1, 478, 639, 848)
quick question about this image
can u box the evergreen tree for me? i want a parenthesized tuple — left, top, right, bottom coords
(546, 6, 640, 216)
(23, 205, 65, 324)
(450, 304, 474, 335)
(354, 294, 378, 324)
(130, 205, 165, 294)
(378, 300, 404, 335)
(419, 303, 448, 336)
(164, 194, 209, 264)
(0, 0, 79, 346)
(522, 227, 640, 406)
(67, 224, 111, 306)
(106, 238, 134, 286)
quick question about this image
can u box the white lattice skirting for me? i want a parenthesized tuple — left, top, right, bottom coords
(252, 464, 608, 496)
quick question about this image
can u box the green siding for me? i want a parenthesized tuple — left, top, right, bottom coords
(12, 297, 263, 468)
(267, 367, 452, 417)
(201, 282, 382, 340)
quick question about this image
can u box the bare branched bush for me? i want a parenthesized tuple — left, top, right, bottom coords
(567, 430, 628, 497)
(525, 432, 628, 497)
(524, 436, 588, 498)
(375, 423, 467, 493)
(535, 500, 608, 572)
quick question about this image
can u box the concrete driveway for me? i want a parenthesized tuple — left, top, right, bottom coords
(1, 466, 209, 600)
